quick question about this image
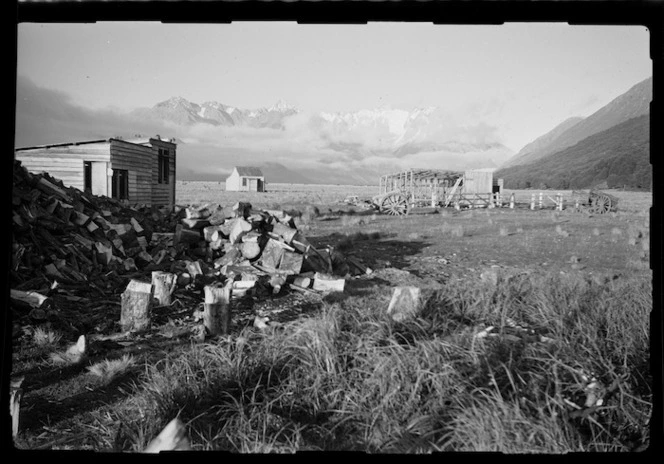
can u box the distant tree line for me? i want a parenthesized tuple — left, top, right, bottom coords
(496, 115, 651, 191)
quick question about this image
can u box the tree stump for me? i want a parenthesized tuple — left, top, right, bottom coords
(203, 284, 232, 336)
(151, 271, 177, 306)
(120, 280, 153, 332)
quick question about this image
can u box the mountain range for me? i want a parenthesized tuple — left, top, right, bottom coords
(496, 76, 651, 190)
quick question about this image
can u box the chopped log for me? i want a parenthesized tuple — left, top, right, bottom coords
(72, 211, 90, 227)
(272, 222, 298, 244)
(233, 201, 252, 218)
(36, 177, 69, 201)
(130, 217, 144, 234)
(203, 284, 232, 336)
(292, 276, 311, 288)
(386, 287, 422, 322)
(269, 275, 287, 294)
(174, 224, 201, 246)
(136, 236, 149, 249)
(10, 376, 24, 440)
(95, 242, 113, 265)
(312, 273, 346, 293)
(260, 238, 285, 269)
(203, 225, 223, 242)
(144, 418, 191, 453)
(151, 271, 177, 306)
(10, 289, 48, 308)
(185, 206, 211, 220)
(289, 283, 320, 295)
(151, 232, 174, 246)
(44, 263, 64, 279)
(185, 260, 203, 280)
(123, 258, 138, 272)
(239, 241, 261, 260)
(230, 218, 253, 244)
(207, 207, 227, 226)
(120, 280, 153, 332)
(214, 247, 241, 269)
(181, 218, 211, 230)
(209, 238, 224, 251)
(280, 251, 304, 275)
(107, 223, 131, 236)
(177, 272, 191, 287)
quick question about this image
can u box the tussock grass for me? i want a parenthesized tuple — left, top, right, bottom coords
(88, 354, 137, 385)
(32, 327, 62, 346)
(499, 226, 509, 237)
(109, 272, 651, 453)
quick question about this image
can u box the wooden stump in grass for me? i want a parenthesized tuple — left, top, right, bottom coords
(120, 280, 153, 332)
(387, 286, 422, 322)
(203, 284, 232, 336)
(144, 418, 191, 453)
(151, 271, 177, 306)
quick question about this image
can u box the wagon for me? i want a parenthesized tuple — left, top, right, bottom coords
(371, 190, 410, 215)
(372, 168, 504, 215)
(572, 189, 619, 214)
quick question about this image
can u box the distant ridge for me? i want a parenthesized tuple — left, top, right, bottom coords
(500, 76, 651, 169)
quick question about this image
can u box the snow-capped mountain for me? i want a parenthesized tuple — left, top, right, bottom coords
(131, 97, 299, 129)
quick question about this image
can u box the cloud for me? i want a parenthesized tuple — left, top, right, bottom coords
(14, 76, 513, 184)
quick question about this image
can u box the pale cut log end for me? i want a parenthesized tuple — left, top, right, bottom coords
(144, 418, 191, 453)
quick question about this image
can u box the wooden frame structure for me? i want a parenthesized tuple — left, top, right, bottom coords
(374, 168, 504, 215)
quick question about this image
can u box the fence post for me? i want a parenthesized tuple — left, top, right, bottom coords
(530, 194, 535, 210)
(539, 192, 543, 209)
(510, 193, 515, 209)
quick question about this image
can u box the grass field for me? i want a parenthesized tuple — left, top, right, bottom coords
(12, 183, 653, 453)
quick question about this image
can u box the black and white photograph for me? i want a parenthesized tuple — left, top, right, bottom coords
(8, 0, 659, 454)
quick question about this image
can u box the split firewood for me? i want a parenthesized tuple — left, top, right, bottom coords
(130, 217, 144, 234)
(10, 375, 24, 440)
(208, 238, 224, 251)
(312, 273, 346, 293)
(120, 280, 153, 332)
(144, 418, 191, 453)
(271, 222, 298, 244)
(229, 218, 253, 244)
(279, 251, 304, 275)
(203, 284, 232, 336)
(239, 241, 261, 260)
(185, 206, 211, 220)
(203, 225, 223, 242)
(260, 238, 285, 269)
(173, 224, 201, 247)
(10, 289, 48, 308)
(233, 201, 252, 218)
(387, 286, 422, 322)
(151, 271, 177, 306)
(292, 276, 311, 288)
(185, 260, 204, 280)
(214, 247, 242, 269)
(36, 177, 69, 201)
(181, 218, 210, 230)
(95, 242, 114, 266)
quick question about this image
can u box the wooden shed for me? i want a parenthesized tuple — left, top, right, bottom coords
(225, 166, 265, 192)
(462, 169, 498, 195)
(14, 136, 177, 208)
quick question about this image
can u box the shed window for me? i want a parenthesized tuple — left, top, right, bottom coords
(242, 178, 247, 187)
(111, 169, 129, 200)
(158, 149, 170, 184)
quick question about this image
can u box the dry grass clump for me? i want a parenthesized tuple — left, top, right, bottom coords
(106, 271, 651, 453)
(611, 227, 623, 236)
(341, 214, 366, 227)
(499, 226, 509, 237)
(32, 327, 62, 346)
(592, 228, 601, 236)
(88, 354, 137, 385)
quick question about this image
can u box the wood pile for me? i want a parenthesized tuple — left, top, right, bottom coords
(10, 159, 370, 336)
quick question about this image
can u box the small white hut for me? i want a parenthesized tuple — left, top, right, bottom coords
(225, 166, 265, 192)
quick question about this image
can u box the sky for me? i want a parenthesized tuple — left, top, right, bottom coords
(15, 21, 652, 181)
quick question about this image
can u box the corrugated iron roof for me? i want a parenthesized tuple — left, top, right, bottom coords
(235, 166, 264, 177)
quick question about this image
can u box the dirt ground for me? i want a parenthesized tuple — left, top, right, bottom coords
(9, 195, 651, 451)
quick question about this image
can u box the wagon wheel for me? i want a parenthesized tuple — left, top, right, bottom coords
(592, 194, 612, 214)
(381, 193, 409, 216)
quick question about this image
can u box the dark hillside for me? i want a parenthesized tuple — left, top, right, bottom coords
(496, 114, 650, 190)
